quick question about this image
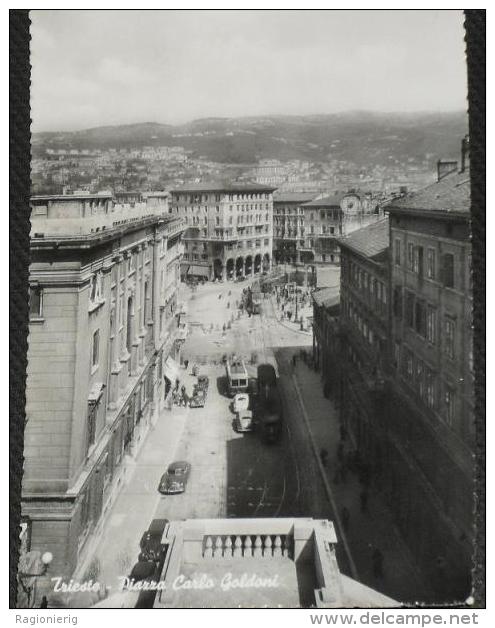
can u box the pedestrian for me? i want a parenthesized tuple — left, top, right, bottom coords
(360, 489, 369, 514)
(175, 378, 180, 391)
(341, 507, 350, 532)
(40, 596, 48, 609)
(292, 354, 297, 367)
(372, 548, 384, 579)
(184, 358, 189, 371)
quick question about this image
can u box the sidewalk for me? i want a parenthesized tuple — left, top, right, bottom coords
(290, 357, 431, 604)
(81, 375, 195, 593)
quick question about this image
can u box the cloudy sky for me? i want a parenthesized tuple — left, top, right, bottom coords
(31, 10, 468, 132)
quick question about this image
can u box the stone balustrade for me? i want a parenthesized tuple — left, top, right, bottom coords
(202, 534, 292, 559)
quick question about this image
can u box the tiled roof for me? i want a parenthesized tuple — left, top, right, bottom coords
(273, 192, 317, 204)
(386, 169, 470, 214)
(302, 193, 346, 208)
(169, 181, 277, 193)
(337, 218, 389, 260)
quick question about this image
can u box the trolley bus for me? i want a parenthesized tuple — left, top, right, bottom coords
(226, 357, 249, 397)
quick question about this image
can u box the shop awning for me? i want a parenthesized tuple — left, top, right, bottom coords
(163, 355, 180, 382)
(187, 264, 209, 278)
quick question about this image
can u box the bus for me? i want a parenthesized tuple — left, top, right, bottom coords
(226, 357, 249, 397)
(256, 363, 283, 444)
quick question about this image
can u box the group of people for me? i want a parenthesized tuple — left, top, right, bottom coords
(274, 284, 313, 327)
(319, 426, 385, 579)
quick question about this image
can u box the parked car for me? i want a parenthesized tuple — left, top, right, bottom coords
(235, 410, 254, 433)
(189, 388, 207, 408)
(233, 392, 250, 413)
(158, 461, 191, 494)
(196, 375, 209, 391)
(139, 518, 169, 562)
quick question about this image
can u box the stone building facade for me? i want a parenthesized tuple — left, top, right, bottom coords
(22, 193, 185, 583)
(299, 192, 382, 267)
(169, 183, 276, 282)
(273, 192, 316, 265)
(312, 158, 474, 599)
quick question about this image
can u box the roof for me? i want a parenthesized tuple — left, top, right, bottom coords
(316, 266, 340, 289)
(301, 193, 347, 208)
(337, 218, 389, 260)
(169, 181, 277, 194)
(386, 168, 471, 215)
(313, 288, 340, 309)
(273, 192, 317, 204)
(31, 192, 113, 201)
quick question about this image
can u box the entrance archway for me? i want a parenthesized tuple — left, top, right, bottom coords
(226, 258, 234, 280)
(262, 253, 270, 273)
(213, 258, 223, 281)
(254, 254, 262, 274)
(235, 256, 244, 278)
(245, 255, 253, 276)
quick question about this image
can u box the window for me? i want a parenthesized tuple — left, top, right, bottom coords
(92, 329, 100, 369)
(407, 242, 414, 270)
(425, 368, 436, 409)
(416, 361, 425, 398)
(426, 307, 436, 344)
(413, 246, 424, 277)
(442, 253, 455, 288)
(444, 385, 456, 425)
(427, 249, 436, 279)
(444, 316, 455, 358)
(405, 349, 414, 378)
(414, 300, 426, 336)
(86, 402, 98, 452)
(405, 291, 415, 327)
(394, 238, 401, 266)
(393, 286, 403, 318)
(29, 286, 43, 319)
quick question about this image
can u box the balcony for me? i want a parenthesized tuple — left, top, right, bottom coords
(153, 517, 397, 609)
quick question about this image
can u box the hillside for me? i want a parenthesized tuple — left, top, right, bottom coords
(33, 111, 468, 166)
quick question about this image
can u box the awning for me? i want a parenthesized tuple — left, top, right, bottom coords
(187, 264, 209, 278)
(163, 356, 180, 382)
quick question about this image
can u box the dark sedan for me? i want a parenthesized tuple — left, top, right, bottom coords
(158, 461, 191, 494)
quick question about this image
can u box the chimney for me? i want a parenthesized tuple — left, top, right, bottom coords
(461, 135, 470, 172)
(437, 159, 458, 182)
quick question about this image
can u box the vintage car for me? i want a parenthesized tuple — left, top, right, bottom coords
(158, 461, 191, 494)
(189, 387, 207, 408)
(196, 375, 209, 392)
(235, 410, 254, 433)
(233, 392, 250, 413)
(139, 518, 169, 562)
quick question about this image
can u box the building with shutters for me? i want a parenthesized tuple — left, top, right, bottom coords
(22, 192, 186, 586)
(169, 182, 276, 282)
(311, 137, 474, 600)
(299, 192, 383, 269)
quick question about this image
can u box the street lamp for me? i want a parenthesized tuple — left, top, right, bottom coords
(17, 550, 53, 608)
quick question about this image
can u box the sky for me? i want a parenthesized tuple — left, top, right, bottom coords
(30, 10, 468, 132)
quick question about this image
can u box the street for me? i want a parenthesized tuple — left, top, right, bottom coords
(89, 275, 430, 605)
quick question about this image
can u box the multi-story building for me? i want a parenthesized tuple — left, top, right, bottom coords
(254, 159, 289, 186)
(22, 192, 186, 591)
(272, 192, 316, 264)
(299, 192, 382, 267)
(385, 160, 473, 598)
(314, 218, 389, 404)
(311, 140, 474, 599)
(169, 182, 276, 281)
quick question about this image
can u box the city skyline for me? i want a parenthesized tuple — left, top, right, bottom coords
(31, 10, 467, 133)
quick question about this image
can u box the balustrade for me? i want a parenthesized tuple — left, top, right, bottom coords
(202, 534, 291, 559)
